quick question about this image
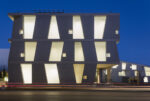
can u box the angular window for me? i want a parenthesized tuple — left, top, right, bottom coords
(144, 67, 150, 76)
(44, 64, 60, 84)
(122, 63, 126, 70)
(144, 66, 150, 71)
(143, 77, 148, 83)
(23, 15, 36, 39)
(130, 64, 137, 70)
(48, 16, 60, 39)
(118, 71, 126, 76)
(95, 42, 106, 61)
(73, 16, 84, 39)
(25, 42, 37, 61)
(145, 72, 150, 76)
(112, 65, 119, 69)
(73, 64, 84, 84)
(94, 16, 106, 39)
(21, 64, 32, 84)
(134, 71, 138, 76)
(49, 42, 64, 61)
(75, 42, 84, 61)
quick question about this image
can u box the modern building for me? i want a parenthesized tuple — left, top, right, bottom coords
(111, 61, 150, 84)
(8, 12, 120, 85)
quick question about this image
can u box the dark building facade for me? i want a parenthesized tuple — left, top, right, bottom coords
(8, 13, 120, 84)
(111, 62, 150, 83)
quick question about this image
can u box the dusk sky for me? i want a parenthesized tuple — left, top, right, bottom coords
(0, 0, 150, 65)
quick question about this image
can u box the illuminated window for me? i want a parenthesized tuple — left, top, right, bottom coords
(25, 42, 37, 61)
(134, 71, 138, 76)
(122, 62, 126, 70)
(68, 29, 73, 34)
(118, 71, 126, 76)
(48, 15, 60, 39)
(144, 66, 150, 72)
(23, 15, 36, 39)
(62, 53, 66, 57)
(144, 77, 148, 83)
(49, 42, 64, 61)
(44, 64, 60, 84)
(20, 53, 25, 57)
(83, 75, 87, 79)
(73, 16, 84, 39)
(106, 53, 111, 57)
(145, 72, 150, 76)
(115, 30, 119, 35)
(19, 29, 23, 35)
(130, 64, 137, 70)
(112, 65, 119, 69)
(95, 42, 106, 61)
(21, 64, 32, 84)
(94, 16, 106, 39)
(75, 42, 84, 61)
(144, 67, 150, 76)
(73, 64, 84, 84)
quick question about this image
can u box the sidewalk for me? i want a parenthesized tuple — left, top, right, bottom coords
(4, 85, 150, 92)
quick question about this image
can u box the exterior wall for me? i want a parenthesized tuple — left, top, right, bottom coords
(8, 13, 120, 84)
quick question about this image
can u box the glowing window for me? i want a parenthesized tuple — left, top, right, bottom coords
(25, 42, 37, 61)
(73, 16, 84, 39)
(145, 72, 150, 76)
(118, 71, 126, 76)
(106, 53, 111, 57)
(115, 30, 119, 35)
(95, 42, 106, 61)
(122, 63, 126, 70)
(48, 16, 60, 39)
(144, 66, 150, 72)
(94, 16, 106, 39)
(44, 64, 60, 84)
(73, 64, 84, 84)
(19, 29, 23, 35)
(21, 64, 32, 84)
(49, 42, 64, 61)
(68, 29, 73, 34)
(23, 15, 36, 39)
(112, 65, 119, 69)
(134, 71, 138, 76)
(83, 75, 87, 79)
(144, 77, 148, 83)
(62, 53, 67, 57)
(20, 53, 25, 57)
(75, 42, 84, 61)
(130, 64, 137, 70)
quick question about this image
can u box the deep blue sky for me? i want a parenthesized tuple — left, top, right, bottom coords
(0, 0, 150, 65)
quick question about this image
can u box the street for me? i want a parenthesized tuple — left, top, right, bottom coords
(0, 90, 150, 101)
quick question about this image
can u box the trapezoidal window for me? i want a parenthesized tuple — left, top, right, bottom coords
(44, 64, 60, 84)
(21, 64, 32, 84)
(95, 42, 106, 62)
(23, 15, 36, 39)
(25, 42, 37, 61)
(144, 67, 150, 76)
(94, 16, 106, 39)
(73, 16, 84, 39)
(74, 42, 84, 61)
(48, 15, 60, 39)
(130, 64, 137, 70)
(73, 64, 84, 84)
(49, 42, 64, 61)
(122, 62, 126, 70)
